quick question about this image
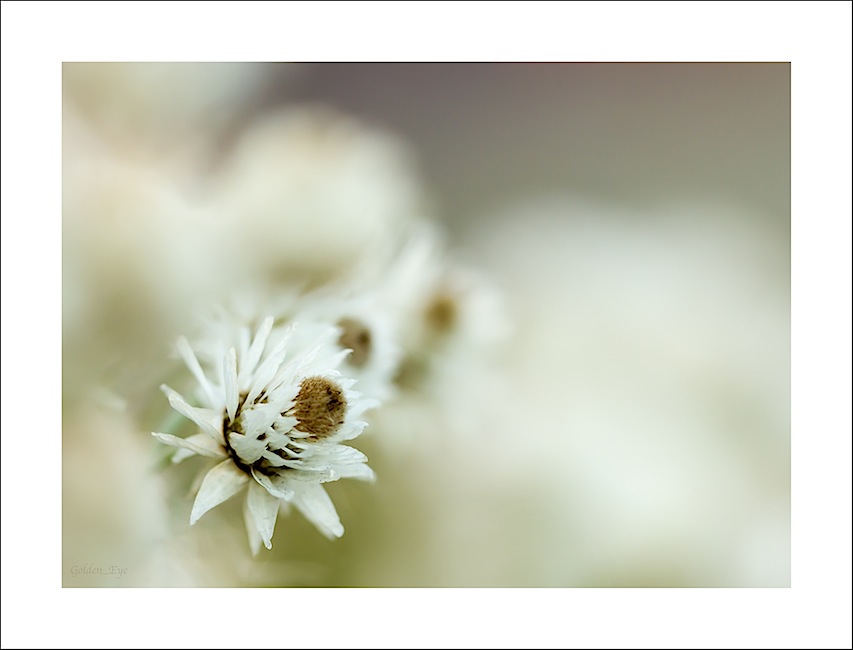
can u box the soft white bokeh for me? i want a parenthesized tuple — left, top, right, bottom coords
(63, 62, 276, 158)
(449, 196, 789, 586)
(63, 395, 170, 586)
(351, 196, 789, 587)
(63, 109, 224, 407)
(206, 106, 433, 284)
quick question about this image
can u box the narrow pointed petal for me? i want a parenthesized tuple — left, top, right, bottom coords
(260, 451, 293, 467)
(251, 469, 295, 500)
(239, 403, 279, 436)
(243, 498, 262, 556)
(224, 347, 239, 423)
(286, 339, 325, 377)
(325, 445, 368, 465)
(172, 448, 195, 464)
(285, 467, 339, 483)
(161, 385, 223, 442)
(330, 419, 368, 442)
(334, 463, 376, 481)
(245, 338, 289, 406)
(291, 483, 344, 539)
(190, 460, 248, 524)
(347, 397, 380, 420)
(247, 481, 280, 550)
(262, 429, 292, 451)
(176, 337, 217, 407)
(227, 432, 268, 464)
(151, 432, 226, 460)
(240, 316, 274, 386)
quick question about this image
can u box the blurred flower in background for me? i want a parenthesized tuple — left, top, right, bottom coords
(62, 62, 789, 587)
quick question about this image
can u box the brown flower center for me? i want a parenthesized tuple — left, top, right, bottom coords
(291, 376, 347, 439)
(337, 317, 372, 368)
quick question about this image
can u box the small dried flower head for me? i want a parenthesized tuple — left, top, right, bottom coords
(291, 376, 347, 438)
(337, 317, 372, 367)
(272, 292, 399, 402)
(152, 317, 376, 552)
(391, 290, 459, 391)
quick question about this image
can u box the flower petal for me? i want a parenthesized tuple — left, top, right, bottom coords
(263, 429, 293, 450)
(190, 460, 248, 524)
(161, 385, 223, 443)
(245, 338, 289, 407)
(330, 419, 368, 442)
(239, 316, 274, 386)
(347, 397, 380, 420)
(291, 483, 344, 539)
(260, 451, 294, 467)
(334, 463, 376, 482)
(243, 498, 262, 556)
(176, 337, 218, 408)
(324, 445, 368, 465)
(285, 467, 339, 483)
(228, 432, 268, 464)
(172, 448, 196, 464)
(224, 347, 239, 423)
(251, 469, 295, 500)
(151, 432, 226, 461)
(285, 335, 327, 375)
(240, 403, 279, 436)
(247, 481, 280, 550)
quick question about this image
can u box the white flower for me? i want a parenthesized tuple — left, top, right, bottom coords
(152, 317, 376, 553)
(360, 220, 510, 394)
(275, 289, 402, 403)
(190, 289, 401, 403)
